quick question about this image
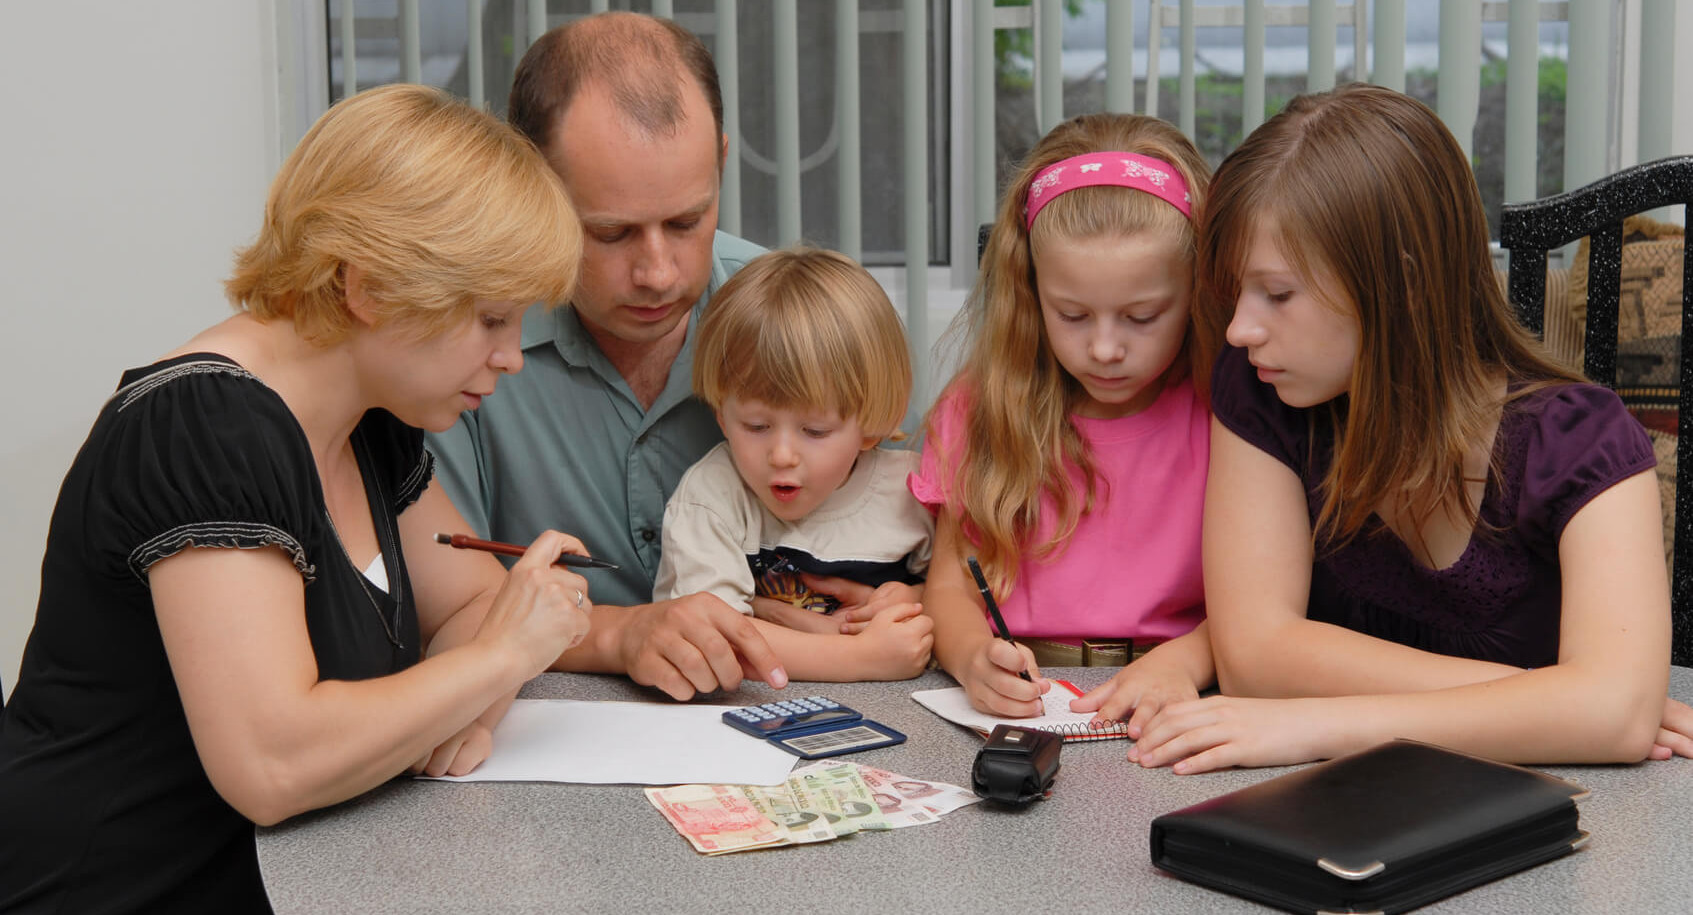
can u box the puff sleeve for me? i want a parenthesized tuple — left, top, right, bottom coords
(1513, 384, 1656, 548)
(1209, 344, 1311, 476)
(90, 364, 326, 586)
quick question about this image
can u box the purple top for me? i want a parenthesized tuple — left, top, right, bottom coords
(1211, 345, 1655, 668)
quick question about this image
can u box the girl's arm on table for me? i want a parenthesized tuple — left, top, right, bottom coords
(1202, 418, 1523, 697)
(924, 514, 1049, 717)
(1137, 469, 1670, 772)
(150, 527, 591, 826)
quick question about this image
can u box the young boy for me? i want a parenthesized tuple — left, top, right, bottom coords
(654, 247, 934, 680)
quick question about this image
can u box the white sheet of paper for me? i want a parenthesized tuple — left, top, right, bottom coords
(427, 699, 798, 786)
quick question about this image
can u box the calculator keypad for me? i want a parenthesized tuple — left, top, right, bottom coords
(722, 696, 861, 737)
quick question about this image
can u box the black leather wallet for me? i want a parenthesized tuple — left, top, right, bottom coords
(1149, 739, 1589, 915)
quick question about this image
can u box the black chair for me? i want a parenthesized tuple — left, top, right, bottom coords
(1499, 155, 1693, 666)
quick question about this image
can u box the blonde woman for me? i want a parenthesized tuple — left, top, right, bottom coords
(0, 85, 592, 912)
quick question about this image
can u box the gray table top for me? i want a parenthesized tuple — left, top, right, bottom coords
(259, 668, 1693, 914)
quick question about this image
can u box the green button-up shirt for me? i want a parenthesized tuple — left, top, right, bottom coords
(426, 231, 765, 608)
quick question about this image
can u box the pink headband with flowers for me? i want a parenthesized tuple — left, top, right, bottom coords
(1023, 151, 1193, 229)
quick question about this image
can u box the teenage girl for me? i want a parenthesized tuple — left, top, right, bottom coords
(909, 113, 1214, 732)
(1132, 83, 1693, 774)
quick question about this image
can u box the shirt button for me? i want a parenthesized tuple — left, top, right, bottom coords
(641, 529, 656, 542)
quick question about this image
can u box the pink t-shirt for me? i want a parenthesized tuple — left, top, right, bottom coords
(908, 378, 1208, 641)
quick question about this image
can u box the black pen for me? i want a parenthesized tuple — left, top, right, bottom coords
(434, 533, 620, 570)
(966, 556, 1032, 682)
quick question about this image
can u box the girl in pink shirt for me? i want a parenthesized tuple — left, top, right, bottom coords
(907, 113, 1213, 731)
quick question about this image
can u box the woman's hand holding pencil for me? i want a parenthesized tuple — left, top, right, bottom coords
(468, 530, 595, 679)
(435, 532, 619, 570)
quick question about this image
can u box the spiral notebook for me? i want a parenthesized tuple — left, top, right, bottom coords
(911, 680, 1131, 742)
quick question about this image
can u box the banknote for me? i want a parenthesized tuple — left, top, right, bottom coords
(650, 764, 978, 854)
(787, 769, 858, 837)
(856, 764, 982, 818)
(790, 762, 893, 833)
(645, 784, 790, 855)
(740, 784, 836, 844)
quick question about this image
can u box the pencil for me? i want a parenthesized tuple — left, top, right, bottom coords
(434, 533, 620, 570)
(967, 556, 1032, 682)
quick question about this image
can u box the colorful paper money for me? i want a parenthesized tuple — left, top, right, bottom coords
(648, 763, 979, 854)
(644, 784, 789, 855)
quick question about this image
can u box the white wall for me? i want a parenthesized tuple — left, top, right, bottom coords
(0, 3, 281, 699)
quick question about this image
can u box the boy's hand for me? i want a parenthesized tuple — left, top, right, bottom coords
(849, 600, 935, 679)
(1070, 656, 1200, 740)
(749, 596, 838, 634)
(804, 576, 922, 633)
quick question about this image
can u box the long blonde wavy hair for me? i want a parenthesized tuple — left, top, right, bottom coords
(929, 113, 1210, 598)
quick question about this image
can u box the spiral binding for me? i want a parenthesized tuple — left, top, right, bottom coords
(1034, 720, 1133, 742)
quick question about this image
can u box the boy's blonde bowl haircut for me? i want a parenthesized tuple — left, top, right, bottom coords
(694, 246, 912, 441)
(225, 83, 582, 345)
(939, 113, 1211, 598)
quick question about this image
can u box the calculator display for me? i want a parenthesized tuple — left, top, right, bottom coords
(780, 725, 896, 755)
(771, 720, 907, 760)
(722, 696, 906, 759)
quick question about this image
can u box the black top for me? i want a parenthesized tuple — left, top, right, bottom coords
(0, 355, 431, 914)
(1211, 345, 1655, 668)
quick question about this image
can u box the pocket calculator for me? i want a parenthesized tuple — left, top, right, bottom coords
(721, 696, 863, 738)
(721, 696, 907, 759)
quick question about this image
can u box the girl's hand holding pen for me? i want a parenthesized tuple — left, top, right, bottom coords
(473, 530, 594, 677)
(960, 634, 1050, 718)
(957, 556, 1049, 716)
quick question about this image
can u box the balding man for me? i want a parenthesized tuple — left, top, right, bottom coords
(428, 13, 784, 699)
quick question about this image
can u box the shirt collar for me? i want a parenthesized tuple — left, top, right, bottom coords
(518, 297, 696, 363)
(520, 231, 737, 363)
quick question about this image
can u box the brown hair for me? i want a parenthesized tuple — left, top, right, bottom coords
(695, 247, 911, 441)
(225, 84, 580, 344)
(508, 11, 723, 155)
(1195, 83, 1582, 549)
(935, 113, 1211, 597)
